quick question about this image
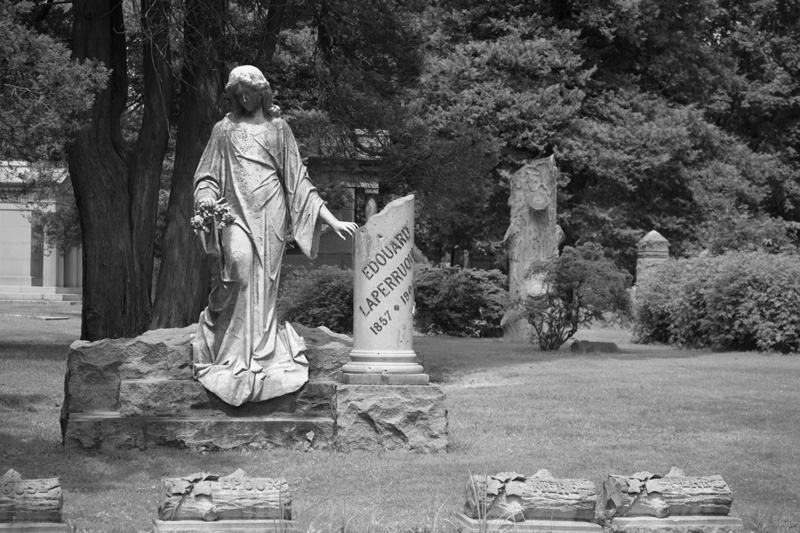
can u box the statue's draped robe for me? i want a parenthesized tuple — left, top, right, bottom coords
(192, 115, 324, 406)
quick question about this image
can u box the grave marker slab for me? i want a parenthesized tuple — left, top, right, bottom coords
(463, 470, 600, 524)
(601, 468, 745, 533)
(155, 470, 296, 532)
(0, 470, 72, 533)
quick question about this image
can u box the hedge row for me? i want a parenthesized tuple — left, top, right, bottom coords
(634, 252, 800, 353)
(278, 265, 507, 337)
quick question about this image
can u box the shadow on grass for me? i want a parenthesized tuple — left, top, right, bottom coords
(0, 392, 49, 409)
(0, 341, 71, 360)
(417, 333, 706, 382)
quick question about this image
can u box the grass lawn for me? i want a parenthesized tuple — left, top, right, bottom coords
(1, 301, 799, 532)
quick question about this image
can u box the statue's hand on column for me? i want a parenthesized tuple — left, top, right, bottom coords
(330, 220, 359, 240)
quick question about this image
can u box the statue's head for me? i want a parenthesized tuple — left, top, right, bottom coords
(225, 65, 275, 116)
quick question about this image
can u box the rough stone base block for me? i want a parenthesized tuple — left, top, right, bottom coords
(64, 413, 334, 453)
(609, 516, 746, 533)
(0, 524, 73, 532)
(153, 519, 296, 532)
(338, 373, 429, 385)
(455, 512, 602, 532)
(335, 385, 447, 452)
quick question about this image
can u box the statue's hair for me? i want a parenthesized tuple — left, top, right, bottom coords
(225, 65, 276, 116)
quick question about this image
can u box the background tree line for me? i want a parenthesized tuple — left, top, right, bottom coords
(2, 0, 798, 340)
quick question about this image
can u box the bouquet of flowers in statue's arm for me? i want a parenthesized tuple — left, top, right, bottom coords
(191, 198, 236, 257)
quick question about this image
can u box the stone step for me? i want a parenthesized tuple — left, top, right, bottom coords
(0, 286, 81, 294)
(0, 292, 81, 301)
(63, 412, 335, 453)
(118, 379, 336, 417)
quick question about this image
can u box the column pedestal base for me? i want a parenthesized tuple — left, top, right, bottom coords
(338, 372, 429, 385)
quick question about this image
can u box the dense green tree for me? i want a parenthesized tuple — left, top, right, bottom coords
(0, 1, 106, 162)
(383, 1, 591, 257)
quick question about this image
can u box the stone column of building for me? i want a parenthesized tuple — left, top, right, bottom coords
(340, 195, 428, 384)
(636, 230, 670, 280)
(42, 245, 59, 288)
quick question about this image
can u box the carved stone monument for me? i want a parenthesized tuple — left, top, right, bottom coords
(191, 65, 357, 406)
(502, 155, 562, 343)
(600, 467, 745, 532)
(340, 195, 427, 384)
(0, 469, 72, 532)
(155, 469, 293, 532)
(636, 230, 669, 280)
(457, 470, 602, 533)
(62, 322, 446, 453)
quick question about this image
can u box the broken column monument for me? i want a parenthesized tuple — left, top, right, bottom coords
(338, 195, 448, 452)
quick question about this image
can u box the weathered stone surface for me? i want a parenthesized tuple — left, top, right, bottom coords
(601, 469, 733, 521)
(335, 385, 447, 452)
(455, 512, 603, 532)
(609, 516, 746, 533)
(159, 472, 290, 521)
(464, 470, 598, 522)
(0, 470, 62, 523)
(503, 156, 561, 343)
(570, 340, 619, 354)
(118, 327, 195, 380)
(63, 326, 195, 414)
(291, 324, 351, 381)
(119, 380, 210, 416)
(64, 413, 334, 453)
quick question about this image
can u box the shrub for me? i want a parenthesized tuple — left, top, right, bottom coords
(634, 252, 800, 352)
(522, 243, 632, 351)
(414, 266, 508, 337)
(278, 266, 354, 333)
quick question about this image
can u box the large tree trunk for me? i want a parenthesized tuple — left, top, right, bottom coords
(151, 0, 287, 328)
(68, 0, 172, 341)
(149, 0, 226, 328)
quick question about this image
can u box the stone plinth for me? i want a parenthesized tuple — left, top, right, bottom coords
(341, 195, 427, 383)
(455, 513, 602, 533)
(154, 519, 295, 532)
(335, 385, 447, 452)
(62, 323, 448, 454)
(0, 525, 74, 532)
(608, 516, 745, 533)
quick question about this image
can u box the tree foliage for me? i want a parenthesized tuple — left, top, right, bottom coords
(0, 1, 107, 161)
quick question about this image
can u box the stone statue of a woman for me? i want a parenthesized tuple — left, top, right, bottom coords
(192, 66, 358, 406)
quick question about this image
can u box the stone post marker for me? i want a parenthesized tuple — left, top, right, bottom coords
(340, 195, 428, 384)
(636, 230, 669, 279)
